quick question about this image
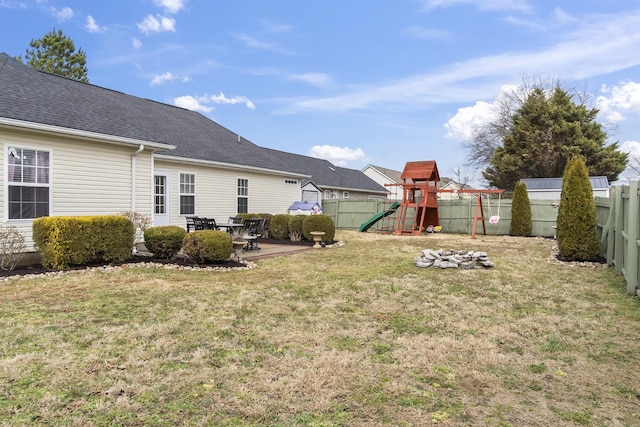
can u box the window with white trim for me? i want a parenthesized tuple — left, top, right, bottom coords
(324, 190, 331, 199)
(7, 146, 50, 219)
(237, 178, 248, 213)
(154, 175, 166, 214)
(179, 173, 195, 215)
(343, 191, 349, 199)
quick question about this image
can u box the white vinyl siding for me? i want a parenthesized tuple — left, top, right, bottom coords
(154, 159, 301, 228)
(1, 129, 155, 250)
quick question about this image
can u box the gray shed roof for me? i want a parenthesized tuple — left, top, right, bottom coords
(520, 176, 609, 190)
(0, 53, 386, 193)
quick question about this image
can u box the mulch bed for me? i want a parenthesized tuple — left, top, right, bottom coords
(0, 237, 317, 279)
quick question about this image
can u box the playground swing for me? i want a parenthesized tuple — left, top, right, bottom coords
(488, 193, 502, 224)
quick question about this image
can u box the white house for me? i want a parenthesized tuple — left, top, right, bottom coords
(361, 164, 401, 200)
(0, 53, 386, 249)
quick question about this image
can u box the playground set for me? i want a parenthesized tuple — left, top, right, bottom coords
(359, 160, 504, 238)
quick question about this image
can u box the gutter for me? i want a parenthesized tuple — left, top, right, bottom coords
(131, 144, 144, 212)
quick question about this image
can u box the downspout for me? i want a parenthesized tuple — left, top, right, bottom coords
(131, 144, 144, 212)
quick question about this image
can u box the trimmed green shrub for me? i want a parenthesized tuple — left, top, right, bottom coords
(302, 214, 335, 242)
(270, 214, 290, 239)
(182, 230, 233, 263)
(256, 213, 273, 238)
(288, 215, 306, 242)
(510, 181, 532, 237)
(143, 226, 187, 259)
(556, 156, 600, 261)
(33, 215, 134, 269)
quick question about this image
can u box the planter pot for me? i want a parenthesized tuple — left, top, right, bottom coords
(309, 231, 325, 249)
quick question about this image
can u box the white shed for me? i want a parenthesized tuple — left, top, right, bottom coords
(520, 176, 610, 200)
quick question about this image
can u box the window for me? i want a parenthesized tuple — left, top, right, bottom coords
(324, 190, 331, 199)
(154, 175, 166, 214)
(7, 146, 50, 219)
(284, 179, 298, 185)
(332, 191, 339, 199)
(237, 178, 248, 213)
(343, 191, 349, 199)
(179, 173, 195, 215)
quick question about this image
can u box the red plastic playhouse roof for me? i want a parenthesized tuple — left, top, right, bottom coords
(400, 161, 440, 182)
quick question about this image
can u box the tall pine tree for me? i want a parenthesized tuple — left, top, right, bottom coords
(483, 86, 626, 190)
(17, 28, 88, 82)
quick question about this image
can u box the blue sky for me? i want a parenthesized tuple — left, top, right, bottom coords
(2, 0, 640, 184)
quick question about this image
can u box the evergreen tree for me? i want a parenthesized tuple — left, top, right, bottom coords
(17, 28, 88, 82)
(483, 86, 627, 190)
(556, 156, 600, 261)
(510, 181, 532, 237)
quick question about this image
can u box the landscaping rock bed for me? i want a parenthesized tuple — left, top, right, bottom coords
(415, 248, 494, 269)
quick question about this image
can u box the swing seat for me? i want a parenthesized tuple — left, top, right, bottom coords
(489, 215, 500, 224)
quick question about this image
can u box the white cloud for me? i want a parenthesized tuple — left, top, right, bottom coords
(54, 6, 73, 21)
(621, 140, 640, 157)
(403, 26, 453, 40)
(137, 14, 176, 34)
(0, 1, 28, 9)
(234, 33, 294, 55)
(151, 72, 190, 85)
(307, 145, 366, 167)
(132, 37, 142, 48)
(289, 73, 331, 88)
(420, 0, 531, 13)
(209, 92, 255, 109)
(596, 81, 640, 123)
(445, 84, 519, 141)
(85, 15, 106, 33)
(173, 95, 213, 113)
(286, 11, 640, 114)
(173, 92, 255, 112)
(445, 101, 496, 141)
(153, 0, 186, 14)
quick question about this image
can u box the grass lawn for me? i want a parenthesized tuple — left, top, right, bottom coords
(1, 230, 639, 426)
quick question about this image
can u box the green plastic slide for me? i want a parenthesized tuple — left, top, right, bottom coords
(359, 201, 401, 232)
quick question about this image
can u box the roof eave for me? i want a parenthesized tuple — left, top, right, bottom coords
(0, 117, 175, 151)
(155, 154, 311, 179)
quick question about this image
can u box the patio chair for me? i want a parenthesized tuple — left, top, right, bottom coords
(200, 218, 219, 230)
(229, 216, 243, 224)
(241, 218, 264, 251)
(186, 215, 199, 232)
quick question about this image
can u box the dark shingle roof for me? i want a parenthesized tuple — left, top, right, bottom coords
(0, 52, 386, 193)
(366, 164, 402, 183)
(261, 148, 387, 193)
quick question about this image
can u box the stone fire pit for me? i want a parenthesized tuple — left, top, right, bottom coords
(415, 248, 494, 269)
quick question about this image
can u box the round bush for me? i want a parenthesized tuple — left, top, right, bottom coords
(143, 226, 187, 259)
(182, 230, 233, 263)
(288, 215, 306, 241)
(270, 214, 290, 239)
(302, 214, 335, 242)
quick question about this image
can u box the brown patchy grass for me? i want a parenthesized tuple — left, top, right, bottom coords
(1, 230, 639, 426)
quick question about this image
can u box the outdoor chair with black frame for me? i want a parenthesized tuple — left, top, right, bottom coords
(241, 218, 264, 251)
(186, 215, 199, 232)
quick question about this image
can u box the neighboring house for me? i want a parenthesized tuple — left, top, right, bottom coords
(520, 177, 610, 199)
(437, 177, 476, 200)
(361, 164, 402, 200)
(0, 53, 383, 249)
(264, 150, 387, 204)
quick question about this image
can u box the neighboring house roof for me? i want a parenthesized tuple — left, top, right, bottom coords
(362, 164, 402, 183)
(262, 148, 388, 194)
(520, 176, 609, 190)
(0, 52, 385, 193)
(437, 177, 474, 191)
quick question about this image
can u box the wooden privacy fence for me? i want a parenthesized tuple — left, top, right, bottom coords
(597, 182, 640, 296)
(323, 185, 640, 297)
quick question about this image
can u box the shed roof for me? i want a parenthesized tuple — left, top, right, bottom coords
(520, 176, 609, 190)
